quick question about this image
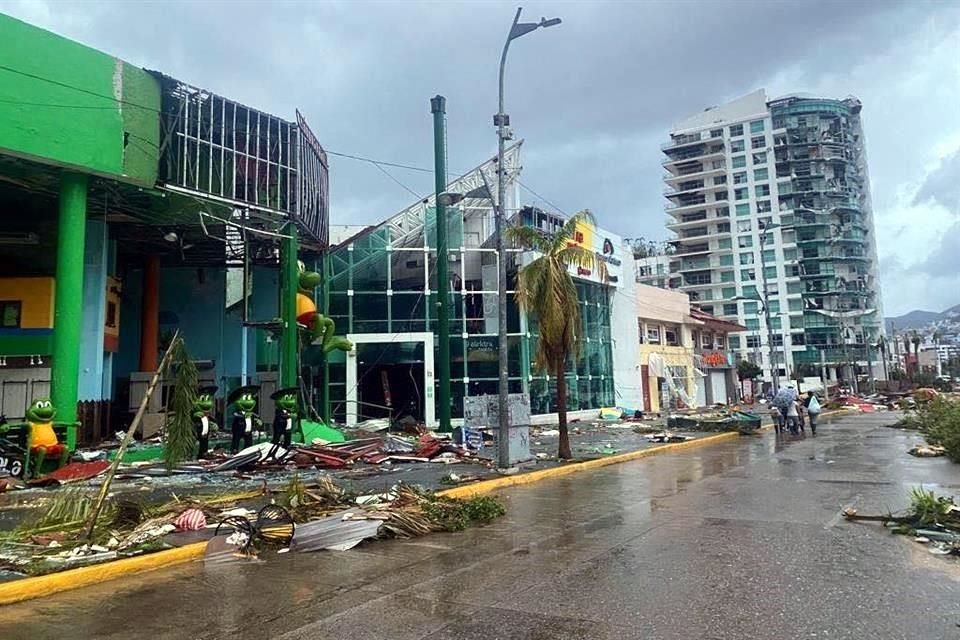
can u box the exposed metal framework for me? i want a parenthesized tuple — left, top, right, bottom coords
(154, 74, 329, 245)
(295, 110, 330, 246)
(360, 141, 523, 251)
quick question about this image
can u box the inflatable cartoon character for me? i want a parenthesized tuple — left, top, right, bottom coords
(296, 261, 352, 354)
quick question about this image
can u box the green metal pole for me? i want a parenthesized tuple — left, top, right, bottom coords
(321, 252, 331, 423)
(51, 172, 88, 446)
(431, 95, 452, 432)
(280, 223, 299, 388)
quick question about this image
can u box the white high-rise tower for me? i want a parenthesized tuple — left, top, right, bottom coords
(643, 90, 884, 389)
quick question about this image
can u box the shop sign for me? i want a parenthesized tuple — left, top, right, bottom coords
(565, 221, 623, 288)
(701, 351, 730, 368)
(465, 336, 498, 362)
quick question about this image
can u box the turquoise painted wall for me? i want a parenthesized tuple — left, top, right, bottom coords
(114, 265, 284, 397)
(0, 15, 159, 186)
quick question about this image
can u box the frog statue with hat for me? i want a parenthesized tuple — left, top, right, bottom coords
(270, 387, 300, 449)
(270, 387, 299, 449)
(192, 385, 219, 459)
(228, 384, 262, 453)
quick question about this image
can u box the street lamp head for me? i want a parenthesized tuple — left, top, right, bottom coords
(508, 15, 561, 41)
(758, 221, 781, 231)
(437, 192, 465, 207)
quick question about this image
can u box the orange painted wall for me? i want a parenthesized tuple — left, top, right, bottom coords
(0, 277, 55, 328)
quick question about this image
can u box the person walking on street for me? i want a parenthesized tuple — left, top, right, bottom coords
(786, 397, 800, 434)
(805, 391, 822, 435)
(770, 404, 784, 434)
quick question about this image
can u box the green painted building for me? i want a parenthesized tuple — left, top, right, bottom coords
(0, 14, 328, 444)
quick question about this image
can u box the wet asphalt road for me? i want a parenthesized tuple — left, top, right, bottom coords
(3, 411, 960, 640)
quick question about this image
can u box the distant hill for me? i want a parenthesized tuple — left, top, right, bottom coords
(885, 304, 960, 332)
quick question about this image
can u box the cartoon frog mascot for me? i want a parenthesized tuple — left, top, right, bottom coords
(192, 385, 218, 459)
(296, 261, 353, 354)
(228, 384, 262, 453)
(270, 387, 299, 449)
(25, 399, 69, 472)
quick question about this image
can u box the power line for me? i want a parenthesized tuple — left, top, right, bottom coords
(0, 97, 119, 110)
(517, 179, 569, 216)
(370, 161, 424, 200)
(0, 64, 161, 113)
(325, 150, 433, 174)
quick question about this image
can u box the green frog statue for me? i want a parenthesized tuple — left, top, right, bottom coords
(192, 385, 218, 459)
(295, 261, 352, 354)
(270, 387, 299, 449)
(228, 385, 263, 453)
(24, 399, 69, 471)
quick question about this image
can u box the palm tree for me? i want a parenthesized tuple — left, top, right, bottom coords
(506, 210, 607, 459)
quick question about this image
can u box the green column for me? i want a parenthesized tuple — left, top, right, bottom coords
(51, 172, 88, 440)
(321, 251, 331, 423)
(431, 95, 452, 432)
(280, 223, 299, 388)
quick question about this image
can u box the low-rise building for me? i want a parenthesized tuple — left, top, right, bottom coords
(636, 285, 744, 413)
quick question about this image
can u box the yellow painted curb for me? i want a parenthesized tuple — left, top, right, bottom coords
(441, 409, 848, 499)
(439, 430, 742, 499)
(0, 541, 207, 606)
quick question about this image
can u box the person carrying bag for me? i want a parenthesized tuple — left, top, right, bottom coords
(805, 392, 822, 435)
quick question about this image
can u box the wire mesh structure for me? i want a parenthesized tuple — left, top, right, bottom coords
(154, 74, 328, 245)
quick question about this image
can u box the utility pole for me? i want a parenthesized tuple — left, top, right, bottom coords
(757, 221, 780, 392)
(493, 8, 561, 469)
(432, 95, 452, 433)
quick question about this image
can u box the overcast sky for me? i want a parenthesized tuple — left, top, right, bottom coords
(2, 0, 959, 317)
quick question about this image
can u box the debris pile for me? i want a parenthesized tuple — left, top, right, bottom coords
(843, 487, 960, 557)
(0, 474, 506, 579)
(0, 485, 268, 577)
(211, 479, 505, 556)
(667, 409, 761, 433)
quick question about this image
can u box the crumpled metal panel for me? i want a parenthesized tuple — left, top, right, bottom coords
(290, 512, 382, 552)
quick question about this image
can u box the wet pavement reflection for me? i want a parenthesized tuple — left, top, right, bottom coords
(2, 412, 960, 639)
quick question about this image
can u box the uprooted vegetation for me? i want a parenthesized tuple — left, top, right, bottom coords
(844, 487, 960, 556)
(278, 474, 506, 536)
(896, 396, 960, 462)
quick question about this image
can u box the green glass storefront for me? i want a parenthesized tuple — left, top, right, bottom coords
(320, 206, 615, 424)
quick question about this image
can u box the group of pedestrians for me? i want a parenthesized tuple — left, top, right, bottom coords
(769, 384, 822, 436)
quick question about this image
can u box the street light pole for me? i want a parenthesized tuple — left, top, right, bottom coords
(494, 7, 561, 469)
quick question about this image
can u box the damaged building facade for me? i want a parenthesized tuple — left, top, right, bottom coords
(0, 15, 646, 445)
(640, 89, 884, 389)
(322, 147, 642, 427)
(0, 15, 326, 444)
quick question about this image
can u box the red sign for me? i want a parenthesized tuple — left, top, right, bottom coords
(702, 351, 727, 367)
